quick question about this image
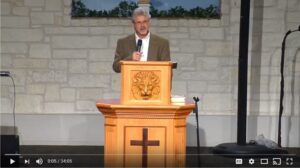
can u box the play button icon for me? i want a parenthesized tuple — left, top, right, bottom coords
(1, 156, 19, 167)
(10, 158, 15, 165)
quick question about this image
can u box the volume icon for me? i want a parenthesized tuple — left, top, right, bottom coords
(36, 158, 43, 165)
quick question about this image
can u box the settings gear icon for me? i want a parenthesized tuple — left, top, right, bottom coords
(249, 158, 255, 165)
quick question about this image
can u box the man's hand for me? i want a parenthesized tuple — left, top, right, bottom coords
(132, 51, 142, 61)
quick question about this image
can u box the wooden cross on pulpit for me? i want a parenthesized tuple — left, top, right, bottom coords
(130, 128, 160, 167)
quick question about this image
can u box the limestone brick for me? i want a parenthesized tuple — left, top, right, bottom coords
(44, 102, 74, 113)
(1, 55, 13, 68)
(63, 0, 71, 6)
(62, 16, 71, 26)
(1, 2, 11, 15)
(45, 0, 62, 11)
(89, 27, 108, 34)
(10, 69, 27, 85)
(15, 95, 43, 113)
(76, 101, 97, 111)
(200, 28, 224, 40)
(31, 12, 54, 25)
(209, 20, 221, 27)
(198, 19, 209, 26)
(29, 44, 51, 58)
(2, 16, 29, 28)
(180, 40, 204, 53)
(157, 20, 168, 27)
(205, 41, 232, 56)
(64, 7, 71, 15)
(45, 84, 60, 101)
(49, 60, 68, 70)
(230, 8, 240, 23)
(171, 81, 187, 96)
(88, 62, 113, 74)
(88, 19, 99, 26)
(187, 19, 198, 27)
(53, 50, 87, 59)
(263, 8, 285, 19)
(68, 74, 110, 88)
(97, 18, 108, 26)
(89, 49, 114, 61)
(168, 33, 189, 39)
(287, 0, 300, 11)
(32, 70, 67, 83)
(31, 8, 43, 12)
(77, 88, 102, 100)
(89, 27, 124, 35)
(277, 0, 287, 9)
(1, 85, 10, 97)
(169, 20, 178, 27)
(207, 84, 232, 93)
(26, 84, 45, 94)
(231, 0, 240, 7)
(13, 58, 48, 68)
(221, 15, 230, 26)
(45, 27, 89, 34)
(109, 35, 125, 48)
(221, 2, 230, 14)
(1, 98, 12, 114)
(158, 27, 177, 33)
(287, 12, 300, 23)
(187, 81, 207, 92)
(24, 0, 45, 7)
(2, 29, 43, 42)
(171, 53, 195, 69)
(197, 57, 221, 71)
(1, 43, 27, 54)
(11, 86, 25, 94)
(102, 92, 120, 99)
(108, 19, 122, 26)
(202, 93, 233, 112)
(262, 34, 283, 48)
(61, 88, 75, 102)
(69, 59, 87, 73)
(12, 7, 29, 16)
(111, 74, 121, 92)
(178, 71, 219, 81)
(52, 36, 108, 49)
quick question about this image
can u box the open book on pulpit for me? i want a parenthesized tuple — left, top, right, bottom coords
(120, 61, 173, 105)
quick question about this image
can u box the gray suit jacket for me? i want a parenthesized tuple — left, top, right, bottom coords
(112, 33, 170, 73)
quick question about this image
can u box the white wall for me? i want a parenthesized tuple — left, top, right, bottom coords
(1, 0, 300, 147)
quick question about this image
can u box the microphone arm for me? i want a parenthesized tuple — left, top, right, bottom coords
(0, 71, 17, 136)
(278, 26, 300, 147)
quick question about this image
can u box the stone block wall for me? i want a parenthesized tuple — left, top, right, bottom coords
(1, 0, 299, 117)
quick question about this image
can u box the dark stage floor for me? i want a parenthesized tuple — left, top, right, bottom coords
(2, 145, 299, 167)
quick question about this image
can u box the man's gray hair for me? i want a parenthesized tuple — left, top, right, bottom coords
(132, 7, 151, 21)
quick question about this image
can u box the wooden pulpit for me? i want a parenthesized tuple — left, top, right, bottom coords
(96, 61, 195, 167)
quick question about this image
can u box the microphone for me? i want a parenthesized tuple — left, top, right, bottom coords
(0, 71, 11, 77)
(288, 25, 300, 34)
(136, 39, 142, 52)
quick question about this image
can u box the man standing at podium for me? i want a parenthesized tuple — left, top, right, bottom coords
(112, 7, 171, 73)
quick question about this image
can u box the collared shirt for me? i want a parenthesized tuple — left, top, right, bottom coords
(135, 32, 150, 61)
